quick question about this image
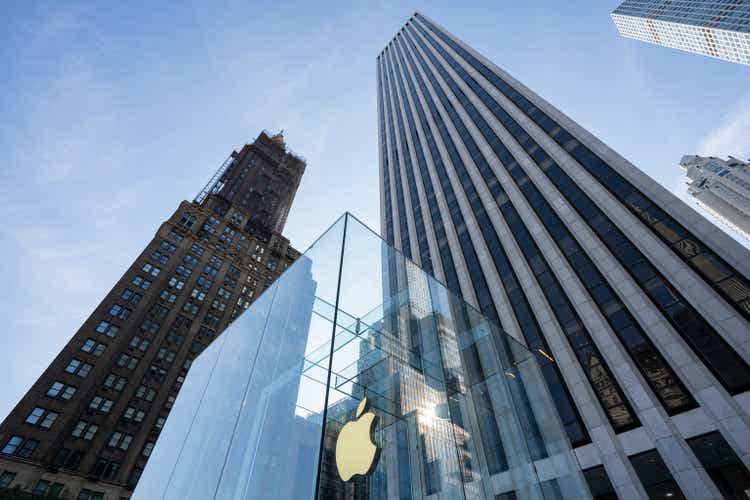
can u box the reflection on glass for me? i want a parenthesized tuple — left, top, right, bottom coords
(134, 214, 591, 499)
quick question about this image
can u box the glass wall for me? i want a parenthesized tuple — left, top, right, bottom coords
(134, 213, 591, 499)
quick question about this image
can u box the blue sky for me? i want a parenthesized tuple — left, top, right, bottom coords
(1, 0, 748, 420)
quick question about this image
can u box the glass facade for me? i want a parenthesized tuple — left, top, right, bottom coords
(133, 213, 590, 499)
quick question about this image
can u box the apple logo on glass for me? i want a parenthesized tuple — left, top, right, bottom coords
(335, 397, 380, 482)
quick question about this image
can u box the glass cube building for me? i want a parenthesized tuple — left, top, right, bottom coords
(132, 213, 591, 499)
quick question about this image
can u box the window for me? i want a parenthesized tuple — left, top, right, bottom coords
(178, 211, 196, 228)
(203, 264, 218, 278)
(47, 381, 76, 400)
(687, 431, 750, 499)
(81, 338, 106, 357)
(103, 374, 127, 391)
(140, 319, 160, 335)
(53, 448, 84, 470)
(209, 255, 223, 267)
(630, 449, 686, 499)
(151, 250, 169, 265)
(183, 254, 199, 266)
(95, 321, 119, 338)
(583, 465, 617, 500)
(167, 229, 184, 241)
(142, 263, 160, 277)
(190, 288, 206, 302)
(71, 421, 98, 441)
(0, 471, 16, 489)
(65, 359, 93, 378)
(159, 289, 177, 303)
(168, 277, 184, 289)
(16, 439, 39, 458)
(190, 243, 204, 256)
(155, 417, 166, 430)
(32, 479, 63, 496)
(122, 407, 145, 423)
(197, 275, 213, 290)
(89, 396, 114, 414)
(135, 385, 156, 402)
(129, 335, 150, 351)
(157, 348, 176, 364)
(25, 407, 58, 429)
(93, 458, 120, 480)
(164, 395, 176, 409)
(120, 288, 142, 304)
(107, 432, 133, 450)
(76, 488, 104, 500)
(2, 435, 23, 455)
(160, 239, 177, 253)
(142, 441, 155, 457)
(175, 265, 192, 277)
(108, 304, 130, 320)
(131, 275, 152, 290)
(117, 353, 139, 370)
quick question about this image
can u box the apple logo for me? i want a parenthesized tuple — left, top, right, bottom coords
(335, 397, 381, 482)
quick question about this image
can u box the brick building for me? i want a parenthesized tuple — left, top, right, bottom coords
(0, 131, 305, 499)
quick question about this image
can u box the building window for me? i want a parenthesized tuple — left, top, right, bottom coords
(15, 438, 39, 458)
(93, 458, 120, 480)
(167, 277, 185, 290)
(108, 304, 131, 320)
(151, 250, 169, 265)
(25, 407, 59, 428)
(47, 381, 76, 400)
(203, 264, 218, 278)
(122, 407, 145, 423)
(95, 320, 119, 338)
(120, 288, 142, 304)
(175, 265, 192, 278)
(76, 488, 104, 500)
(190, 243, 205, 256)
(159, 290, 177, 303)
(160, 240, 177, 253)
(630, 449, 686, 499)
(53, 448, 84, 470)
(65, 359, 93, 378)
(687, 431, 750, 498)
(135, 385, 156, 402)
(107, 432, 133, 451)
(142, 263, 160, 277)
(103, 373, 127, 391)
(2, 435, 23, 455)
(155, 417, 166, 430)
(117, 353, 139, 370)
(32, 479, 64, 496)
(129, 335, 150, 351)
(583, 465, 617, 499)
(81, 338, 106, 357)
(183, 254, 199, 267)
(131, 275, 152, 290)
(89, 396, 114, 414)
(0, 471, 16, 489)
(142, 441, 155, 457)
(178, 211, 196, 229)
(71, 421, 98, 441)
(167, 229, 184, 241)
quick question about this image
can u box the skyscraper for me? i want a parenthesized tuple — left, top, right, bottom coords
(378, 13, 750, 499)
(0, 131, 304, 499)
(681, 155, 750, 241)
(611, 0, 750, 66)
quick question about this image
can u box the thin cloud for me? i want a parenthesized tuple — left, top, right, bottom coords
(697, 91, 750, 160)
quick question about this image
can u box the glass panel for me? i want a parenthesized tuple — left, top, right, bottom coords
(687, 431, 750, 499)
(630, 450, 686, 500)
(134, 213, 590, 500)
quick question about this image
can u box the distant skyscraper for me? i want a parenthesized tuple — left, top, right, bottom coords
(379, 12, 750, 499)
(611, 0, 750, 65)
(681, 155, 750, 241)
(0, 131, 304, 499)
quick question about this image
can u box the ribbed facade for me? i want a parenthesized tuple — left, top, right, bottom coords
(378, 13, 750, 499)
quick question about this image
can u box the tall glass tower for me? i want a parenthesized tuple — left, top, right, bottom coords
(378, 13, 750, 499)
(611, 0, 750, 66)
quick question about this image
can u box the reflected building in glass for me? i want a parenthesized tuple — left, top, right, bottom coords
(133, 213, 592, 499)
(378, 13, 750, 499)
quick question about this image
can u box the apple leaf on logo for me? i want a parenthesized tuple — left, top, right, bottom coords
(356, 397, 368, 418)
